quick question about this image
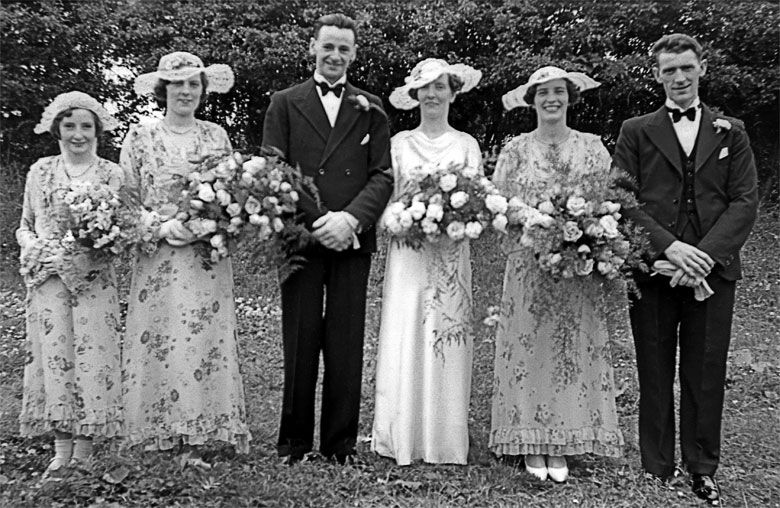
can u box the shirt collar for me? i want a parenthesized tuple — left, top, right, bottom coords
(665, 97, 701, 111)
(313, 71, 347, 87)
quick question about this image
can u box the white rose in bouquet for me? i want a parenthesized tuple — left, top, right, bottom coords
(446, 221, 466, 240)
(216, 189, 232, 207)
(409, 201, 427, 220)
(398, 210, 414, 229)
(280, 182, 292, 193)
(240, 172, 255, 187)
(562, 221, 583, 242)
(450, 191, 469, 209)
(439, 173, 458, 192)
(537, 200, 556, 215)
(421, 217, 439, 235)
(426, 203, 444, 222)
(249, 213, 269, 226)
(288, 190, 299, 202)
(575, 258, 594, 276)
(599, 215, 620, 239)
(485, 194, 509, 214)
(243, 156, 266, 175)
(492, 214, 508, 233)
(464, 221, 483, 239)
(197, 183, 216, 203)
(598, 201, 621, 215)
(244, 196, 262, 215)
(202, 219, 218, 234)
(388, 201, 406, 217)
(210, 234, 225, 248)
(227, 202, 242, 217)
(577, 244, 592, 256)
(461, 165, 479, 179)
(214, 161, 233, 179)
(272, 217, 284, 233)
(565, 195, 588, 216)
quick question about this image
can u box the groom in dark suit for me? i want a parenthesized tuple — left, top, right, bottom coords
(614, 33, 758, 505)
(261, 13, 392, 464)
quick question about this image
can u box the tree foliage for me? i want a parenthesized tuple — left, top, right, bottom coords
(1, 0, 777, 197)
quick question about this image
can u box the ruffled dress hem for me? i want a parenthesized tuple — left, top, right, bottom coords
(19, 405, 124, 438)
(489, 426, 624, 458)
(123, 421, 252, 453)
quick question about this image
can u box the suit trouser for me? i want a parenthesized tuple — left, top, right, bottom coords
(629, 273, 736, 477)
(278, 249, 372, 457)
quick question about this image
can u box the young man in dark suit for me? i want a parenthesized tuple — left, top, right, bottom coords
(614, 33, 758, 505)
(262, 13, 393, 465)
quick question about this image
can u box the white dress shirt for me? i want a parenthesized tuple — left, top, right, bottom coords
(313, 71, 346, 127)
(666, 97, 701, 157)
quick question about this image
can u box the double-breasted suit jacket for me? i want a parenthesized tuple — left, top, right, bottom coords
(614, 104, 758, 278)
(262, 79, 393, 252)
(261, 77, 392, 459)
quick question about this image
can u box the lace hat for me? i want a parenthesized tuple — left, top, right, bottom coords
(502, 66, 600, 110)
(34, 91, 118, 134)
(133, 51, 235, 96)
(389, 58, 482, 110)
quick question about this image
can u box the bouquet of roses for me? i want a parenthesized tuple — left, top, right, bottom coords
(62, 181, 140, 258)
(381, 161, 508, 248)
(503, 165, 649, 286)
(174, 150, 318, 271)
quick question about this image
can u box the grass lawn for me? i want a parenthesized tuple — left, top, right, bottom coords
(0, 192, 777, 507)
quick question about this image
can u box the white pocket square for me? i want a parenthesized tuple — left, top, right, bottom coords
(719, 147, 729, 159)
(360, 134, 370, 145)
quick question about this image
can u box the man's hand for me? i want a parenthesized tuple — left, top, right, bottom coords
(664, 240, 714, 279)
(312, 211, 357, 251)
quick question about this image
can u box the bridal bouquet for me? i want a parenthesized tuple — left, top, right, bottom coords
(504, 164, 649, 287)
(381, 162, 507, 248)
(62, 181, 139, 258)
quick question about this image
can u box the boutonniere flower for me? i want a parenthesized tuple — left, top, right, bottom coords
(713, 118, 732, 133)
(347, 94, 371, 112)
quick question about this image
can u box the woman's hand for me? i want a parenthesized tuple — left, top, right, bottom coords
(159, 219, 196, 246)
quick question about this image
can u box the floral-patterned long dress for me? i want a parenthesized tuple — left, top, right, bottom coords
(120, 120, 250, 452)
(371, 130, 481, 465)
(16, 155, 124, 438)
(489, 131, 624, 458)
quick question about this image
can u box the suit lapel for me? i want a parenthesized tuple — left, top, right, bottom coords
(643, 106, 683, 175)
(695, 105, 722, 172)
(290, 79, 331, 143)
(319, 83, 361, 167)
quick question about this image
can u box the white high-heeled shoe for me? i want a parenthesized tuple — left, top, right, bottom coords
(547, 456, 569, 483)
(524, 455, 548, 481)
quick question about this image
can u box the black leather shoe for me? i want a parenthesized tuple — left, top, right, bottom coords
(279, 452, 304, 466)
(333, 453, 358, 466)
(691, 474, 720, 506)
(642, 471, 669, 485)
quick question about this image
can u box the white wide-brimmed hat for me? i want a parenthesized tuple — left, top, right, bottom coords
(34, 91, 118, 134)
(502, 66, 600, 110)
(133, 51, 235, 96)
(389, 58, 482, 110)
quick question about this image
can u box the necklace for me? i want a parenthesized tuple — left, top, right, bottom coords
(62, 157, 97, 179)
(163, 120, 197, 135)
(533, 129, 571, 146)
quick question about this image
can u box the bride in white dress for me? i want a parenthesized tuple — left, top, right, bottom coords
(371, 59, 482, 465)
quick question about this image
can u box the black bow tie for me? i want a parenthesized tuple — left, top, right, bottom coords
(317, 81, 344, 98)
(668, 106, 697, 123)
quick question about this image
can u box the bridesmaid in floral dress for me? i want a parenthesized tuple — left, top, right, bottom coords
(489, 67, 624, 482)
(120, 52, 250, 467)
(17, 91, 124, 475)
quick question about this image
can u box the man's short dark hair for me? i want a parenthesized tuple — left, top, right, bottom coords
(313, 13, 358, 43)
(652, 33, 704, 63)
